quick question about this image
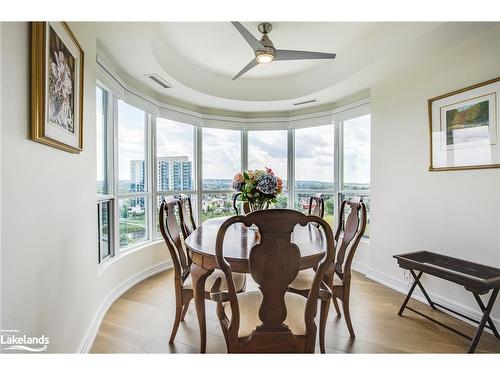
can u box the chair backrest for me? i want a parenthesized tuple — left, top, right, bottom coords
(232, 192, 250, 215)
(308, 193, 324, 218)
(178, 194, 196, 239)
(159, 196, 190, 280)
(333, 197, 367, 284)
(214, 209, 335, 352)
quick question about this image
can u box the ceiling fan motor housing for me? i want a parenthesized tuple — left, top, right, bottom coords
(257, 30, 275, 58)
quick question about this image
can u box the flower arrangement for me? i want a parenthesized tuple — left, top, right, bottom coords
(233, 167, 283, 211)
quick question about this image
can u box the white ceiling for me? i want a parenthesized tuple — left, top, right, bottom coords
(93, 22, 494, 114)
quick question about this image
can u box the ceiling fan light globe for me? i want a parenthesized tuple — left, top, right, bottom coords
(256, 53, 274, 64)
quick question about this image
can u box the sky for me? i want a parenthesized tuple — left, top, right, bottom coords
(117, 100, 146, 181)
(248, 130, 287, 180)
(99, 99, 370, 186)
(202, 127, 241, 179)
(343, 114, 371, 184)
(295, 125, 335, 182)
(157, 118, 194, 161)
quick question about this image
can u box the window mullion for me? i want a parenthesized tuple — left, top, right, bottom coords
(241, 128, 248, 172)
(112, 94, 120, 257)
(288, 128, 295, 210)
(196, 126, 203, 225)
(334, 118, 341, 225)
(148, 114, 154, 240)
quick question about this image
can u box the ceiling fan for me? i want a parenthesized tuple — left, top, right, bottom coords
(231, 22, 336, 80)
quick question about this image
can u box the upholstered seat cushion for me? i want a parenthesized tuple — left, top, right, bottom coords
(183, 269, 246, 292)
(223, 291, 307, 337)
(288, 269, 342, 291)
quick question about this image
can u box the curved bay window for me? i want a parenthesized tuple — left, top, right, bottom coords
(95, 78, 371, 263)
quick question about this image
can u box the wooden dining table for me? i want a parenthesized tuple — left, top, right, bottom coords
(184, 216, 327, 353)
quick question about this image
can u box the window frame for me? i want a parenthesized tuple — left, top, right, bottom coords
(337, 109, 371, 238)
(153, 117, 198, 239)
(115, 99, 153, 251)
(96, 83, 116, 263)
(290, 124, 336, 228)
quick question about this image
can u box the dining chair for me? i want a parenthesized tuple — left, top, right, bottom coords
(178, 194, 196, 239)
(232, 192, 250, 215)
(288, 197, 367, 340)
(308, 193, 325, 218)
(210, 209, 335, 353)
(159, 196, 246, 344)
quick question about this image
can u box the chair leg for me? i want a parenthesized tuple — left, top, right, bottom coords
(332, 296, 341, 317)
(169, 301, 183, 344)
(180, 299, 191, 321)
(342, 299, 355, 338)
(319, 299, 330, 353)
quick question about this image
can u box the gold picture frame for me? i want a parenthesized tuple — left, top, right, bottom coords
(428, 77, 500, 171)
(31, 22, 84, 153)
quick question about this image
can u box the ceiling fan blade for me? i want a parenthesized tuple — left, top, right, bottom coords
(232, 58, 258, 80)
(275, 49, 336, 61)
(231, 22, 264, 52)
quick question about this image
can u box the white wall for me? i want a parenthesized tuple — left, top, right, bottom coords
(0, 22, 168, 353)
(370, 24, 500, 321)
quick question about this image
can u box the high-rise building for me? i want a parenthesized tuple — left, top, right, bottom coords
(157, 156, 192, 191)
(130, 160, 145, 192)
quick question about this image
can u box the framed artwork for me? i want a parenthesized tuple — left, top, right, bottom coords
(31, 22, 84, 153)
(428, 77, 500, 171)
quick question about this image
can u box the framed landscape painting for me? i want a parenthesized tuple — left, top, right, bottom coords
(31, 22, 84, 153)
(428, 77, 500, 171)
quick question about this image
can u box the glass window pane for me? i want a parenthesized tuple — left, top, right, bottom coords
(202, 193, 234, 222)
(294, 193, 335, 227)
(156, 194, 196, 238)
(118, 100, 147, 194)
(248, 130, 287, 183)
(273, 193, 288, 209)
(294, 125, 334, 189)
(119, 197, 148, 248)
(340, 194, 370, 238)
(202, 128, 241, 190)
(99, 200, 111, 260)
(96, 86, 108, 195)
(342, 115, 371, 190)
(156, 118, 194, 191)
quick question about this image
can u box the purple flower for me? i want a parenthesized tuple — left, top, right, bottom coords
(232, 180, 243, 191)
(256, 175, 277, 195)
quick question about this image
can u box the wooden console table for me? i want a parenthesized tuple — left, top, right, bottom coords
(393, 251, 500, 353)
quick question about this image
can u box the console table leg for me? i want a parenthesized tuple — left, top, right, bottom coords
(409, 269, 435, 309)
(468, 289, 499, 353)
(398, 270, 423, 316)
(473, 291, 500, 339)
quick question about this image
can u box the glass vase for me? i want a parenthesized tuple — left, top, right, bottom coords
(247, 201, 268, 231)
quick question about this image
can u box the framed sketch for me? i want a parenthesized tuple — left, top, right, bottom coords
(428, 77, 500, 171)
(31, 22, 84, 153)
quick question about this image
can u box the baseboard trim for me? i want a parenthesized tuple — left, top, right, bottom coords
(351, 261, 370, 276)
(362, 266, 500, 329)
(77, 260, 173, 353)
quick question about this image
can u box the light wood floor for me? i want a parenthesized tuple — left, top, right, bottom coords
(90, 270, 500, 353)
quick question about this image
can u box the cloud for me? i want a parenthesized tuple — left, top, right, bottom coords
(343, 115, 370, 184)
(295, 125, 335, 181)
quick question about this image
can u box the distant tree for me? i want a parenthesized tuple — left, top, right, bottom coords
(325, 197, 334, 215)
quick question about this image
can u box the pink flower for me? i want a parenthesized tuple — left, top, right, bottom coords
(233, 172, 244, 183)
(265, 167, 274, 175)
